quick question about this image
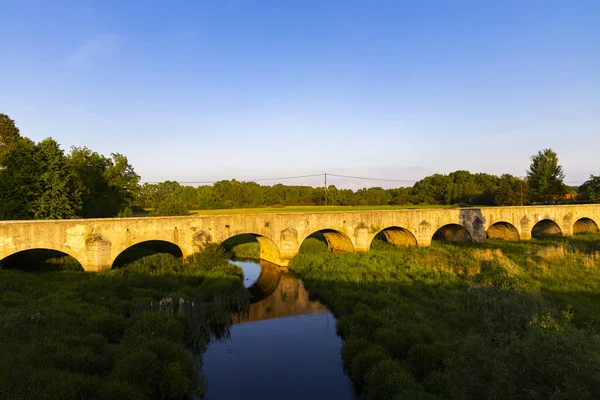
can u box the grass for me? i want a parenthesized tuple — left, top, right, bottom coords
(0, 244, 248, 400)
(289, 233, 600, 400)
(185, 204, 453, 215)
(220, 234, 260, 259)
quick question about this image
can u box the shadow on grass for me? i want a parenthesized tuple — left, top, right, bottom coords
(0, 245, 249, 400)
(288, 234, 600, 400)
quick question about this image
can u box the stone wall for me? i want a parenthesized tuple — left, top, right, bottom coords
(0, 204, 599, 270)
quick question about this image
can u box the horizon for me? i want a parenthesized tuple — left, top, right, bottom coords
(2, 0, 599, 189)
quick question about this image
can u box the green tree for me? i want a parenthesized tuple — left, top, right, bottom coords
(68, 148, 140, 217)
(579, 174, 600, 202)
(494, 174, 529, 206)
(526, 149, 566, 203)
(153, 199, 189, 216)
(104, 153, 140, 211)
(0, 113, 22, 162)
(68, 147, 114, 217)
(0, 138, 81, 219)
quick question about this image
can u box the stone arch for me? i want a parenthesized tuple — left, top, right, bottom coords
(486, 222, 520, 241)
(221, 233, 281, 265)
(111, 240, 183, 268)
(573, 218, 600, 234)
(300, 229, 354, 253)
(370, 226, 418, 249)
(531, 219, 562, 238)
(0, 248, 84, 271)
(432, 224, 473, 243)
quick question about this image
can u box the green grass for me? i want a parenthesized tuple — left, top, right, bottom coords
(289, 234, 600, 400)
(0, 244, 248, 400)
(185, 204, 452, 215)
(220, 233, 260, 259)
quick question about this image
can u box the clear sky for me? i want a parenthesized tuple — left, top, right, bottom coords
(1, 0, 599, 189)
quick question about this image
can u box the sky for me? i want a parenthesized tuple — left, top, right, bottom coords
(1, 0, 599, 189)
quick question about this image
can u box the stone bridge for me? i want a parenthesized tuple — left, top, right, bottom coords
(0, 204, 599, 271)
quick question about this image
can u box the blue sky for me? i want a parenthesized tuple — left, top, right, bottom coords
(1, 0, 599, 189)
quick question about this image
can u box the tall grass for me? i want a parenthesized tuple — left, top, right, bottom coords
(290, 234, 600, 400)
(0, 244, 248, 400)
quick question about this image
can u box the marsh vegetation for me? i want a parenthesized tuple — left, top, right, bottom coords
(3, 232, 600, 399)
(290, 233, 600, 399)
(0, 245, 248, 400)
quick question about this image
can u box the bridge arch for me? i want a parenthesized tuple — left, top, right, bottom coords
(573, 217, 600, 234)
(111, 240, 183, 268)
(432, 224, 473, 243)
(531, 219, 562, 239)
(486, 222, 520, 241)
(300, 229, 354, 253)
(0, 248, 84, 271)
(370, 226, 417, 249)
(221, 233, 281, 265)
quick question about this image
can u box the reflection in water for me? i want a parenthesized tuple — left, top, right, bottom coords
(232, 259, 326, 323)
(202, 259, 355, 400)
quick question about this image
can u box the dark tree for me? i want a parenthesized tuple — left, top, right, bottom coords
(579, 174, 600, 202)
(0, 138, 81, 219)
(526, 149, 566, 203)
(0, 113, 22, 162)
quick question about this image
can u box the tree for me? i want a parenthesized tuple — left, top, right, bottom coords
(494, 174, 529, 206)
(526, 149, 566, 203)
(68, 148, 140, 217)
(0, 137, 81, 219)
(0, 113, 22, 162)
(579, 174, 600, 202)
(104, 153, 140, 211)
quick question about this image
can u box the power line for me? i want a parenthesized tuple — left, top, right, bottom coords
(327, 173, 417, 183)
(140, 173, 586, 186)
(140, 173, 325, 185)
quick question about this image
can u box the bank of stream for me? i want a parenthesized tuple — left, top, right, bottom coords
(201, 259, 356, 400)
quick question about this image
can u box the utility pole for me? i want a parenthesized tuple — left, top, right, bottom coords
(520, 178, 523, 206)
(520, 176, 524, 206)
(324, 173, 327, 206)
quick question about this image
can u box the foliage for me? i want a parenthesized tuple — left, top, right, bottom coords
(494, 174, 529, 206)
(0, 137, 82, 219)
(68, 147, 140, 217)
(290, 234, 600, 399)
(579, 174, 600, 202)
(0, 246, 248, 399)
(0, 113, 21, 162)
(527, 149, 566, 203)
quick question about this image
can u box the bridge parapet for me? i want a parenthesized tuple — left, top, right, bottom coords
(0, 205, 598, 271)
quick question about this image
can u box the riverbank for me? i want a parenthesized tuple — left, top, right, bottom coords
(289, 234, 600, 399)
(0, 245, 248, 400)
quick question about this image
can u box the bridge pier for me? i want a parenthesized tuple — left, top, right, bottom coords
(81, 238, 112, 271)
(0, 205, 599, 272)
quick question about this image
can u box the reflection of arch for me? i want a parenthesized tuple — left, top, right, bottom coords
(432, 224, 473, 242)
(301, 229, 354, 252)
(112, 240, 183, 268)
(247, 260, 282, 303)
(486, 222, 520, 241)
(0, 248, 83, 271)
(222, 233, 281, 264)
(370, 226, 417, 249)
(573, 218, 600, 234)
(531, 219, 562, 238)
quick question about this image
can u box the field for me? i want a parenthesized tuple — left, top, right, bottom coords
(289, 234, 600, 399)
(185, 204, 453, 215)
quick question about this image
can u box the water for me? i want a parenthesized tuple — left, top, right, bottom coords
(201, 259, 356, 400)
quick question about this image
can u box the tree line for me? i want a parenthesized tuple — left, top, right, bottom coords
(1, 113, 599, 219)
(0, 114, 139, 219)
